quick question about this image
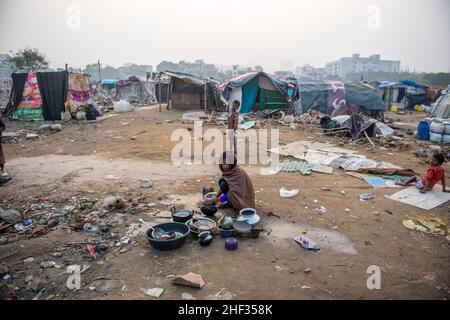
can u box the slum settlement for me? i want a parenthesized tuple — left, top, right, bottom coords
(0, 71, 449, 299)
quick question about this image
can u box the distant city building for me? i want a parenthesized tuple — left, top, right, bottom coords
(118, 64, 152, 78)
(325, 54, 400, 80)
(280, 60, 294, 72)
(156, 59, 223, 80)
(274, 71, 295, 79)
(295, 64, 325, 80)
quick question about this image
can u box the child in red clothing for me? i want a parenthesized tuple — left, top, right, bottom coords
(397, 153, 447, 193)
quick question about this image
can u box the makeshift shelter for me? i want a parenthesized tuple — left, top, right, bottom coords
(115, 76, 156, 105)
(155, 80, 169, 103)
(11, 72, 43, 121)
(0, 79, 12, 110)
(65, 72, 92, 114)
(162, 71, 221, 110)
(5, 71, 69, 121)
(294, 81, 385, 120)
(101, 79, 117, 90)
(220, 72, 295, 113)
(430, 90, 450, 119)
(378, 80, 437, 110)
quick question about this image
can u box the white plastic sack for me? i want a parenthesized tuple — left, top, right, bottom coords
(279, 187, 299, 198)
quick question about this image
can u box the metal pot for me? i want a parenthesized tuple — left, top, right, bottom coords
(218, 215, 234, 229)
(237, 208, 260, 225)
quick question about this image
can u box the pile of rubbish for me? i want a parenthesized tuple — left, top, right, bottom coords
(270, 140, 404, 177)
(1, 123, 64, 144)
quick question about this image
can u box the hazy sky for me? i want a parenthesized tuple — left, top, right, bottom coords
(0, 0, 449, 72)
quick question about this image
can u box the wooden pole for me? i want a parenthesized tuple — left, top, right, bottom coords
(204, 82, 207, 112)
(166, 78, 170, 110)
(158, 73, 162, 112)
(97, 60, 102, 84)
(364, 130, 376, 149)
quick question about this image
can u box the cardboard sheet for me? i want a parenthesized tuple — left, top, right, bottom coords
(386, 186, 450, 210)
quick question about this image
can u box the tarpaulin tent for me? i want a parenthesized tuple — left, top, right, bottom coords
(115, 76, 156, 104)
(162, 71, 221, 110)
(430, 90, 450, 119)
(101, 79, 117, 90)
(295, 81, 384, 120)
(219, 72, 295, 113)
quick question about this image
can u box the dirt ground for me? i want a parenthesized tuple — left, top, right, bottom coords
(0, 106, 449, 300)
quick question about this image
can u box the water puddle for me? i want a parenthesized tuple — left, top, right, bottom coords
(267, 220, 357, 255)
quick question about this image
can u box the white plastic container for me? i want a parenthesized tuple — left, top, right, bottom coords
(114, 100, 132, 113)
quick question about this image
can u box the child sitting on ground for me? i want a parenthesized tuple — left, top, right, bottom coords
(396, 153, 447, 193)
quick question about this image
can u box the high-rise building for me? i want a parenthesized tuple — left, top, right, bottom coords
(325, 54, 400, 80)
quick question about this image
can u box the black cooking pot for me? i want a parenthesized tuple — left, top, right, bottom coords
(171, 209, 194, 223)
(200, 204, 218, 217)
(145, 222, 190, 251)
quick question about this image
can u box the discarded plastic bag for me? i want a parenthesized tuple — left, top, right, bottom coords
(280, 187, 299, 198)
(360, 192, 375, 201)
(294, 235, 320, 252)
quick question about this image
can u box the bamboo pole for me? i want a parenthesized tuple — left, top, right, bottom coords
(158, 73, 162, 112)
(204, 82, 208, 112)
(364, 130, 376, 148)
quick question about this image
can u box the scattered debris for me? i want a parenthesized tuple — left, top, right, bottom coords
(279, 187, 299, 198)
(144, 288, 165, 298)
(23, 257, 34, 264)
(0, 208, 21, 224)
(181, 292, 196, 300)
(316, 206, 327, 214)
(102, 196, 125, 210)
(403, 215, 449, 236)
(294, 235, 320, 252)
(140, 179, 153, 188)
(360, 192, 375, 201)
(40, 261, 56, 269)
(172, 272, 205, 288)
